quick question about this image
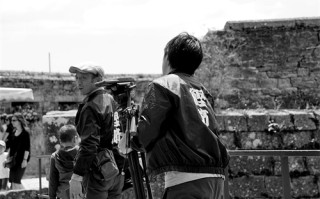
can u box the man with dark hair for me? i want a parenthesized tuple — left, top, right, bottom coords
(68, 63, 123, 199)
(120, 32, 230, 198)
(49, 124, 80, 199)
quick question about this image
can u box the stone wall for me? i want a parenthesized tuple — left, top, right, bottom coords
(198, 17, 320, 109)
(41, 109, 320, 199)
(0, 71, 155, 114)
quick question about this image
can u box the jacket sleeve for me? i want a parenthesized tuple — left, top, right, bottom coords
(136, 83, 172, 152)
(48, 153, 58, 199)
(73, 105, 101, 176)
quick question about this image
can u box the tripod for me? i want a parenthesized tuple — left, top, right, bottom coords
(96, 78, 153, 199)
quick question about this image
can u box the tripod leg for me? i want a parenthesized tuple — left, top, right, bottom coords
(141, 152, 153, 199)
(128, 151, 146, 199)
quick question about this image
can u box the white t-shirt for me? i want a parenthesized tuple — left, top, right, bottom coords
(0, 152, 10, 179)
(165, 171, 225, 189)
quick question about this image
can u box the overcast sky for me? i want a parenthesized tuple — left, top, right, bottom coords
(0, 0, 319, 74)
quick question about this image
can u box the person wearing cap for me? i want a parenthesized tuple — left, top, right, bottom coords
(68, 63, 123, 199)
(0, 140, 9, 191)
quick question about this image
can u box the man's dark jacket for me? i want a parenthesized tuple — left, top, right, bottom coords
(73, 89, 115, 176)
(136, 73, 230, 177)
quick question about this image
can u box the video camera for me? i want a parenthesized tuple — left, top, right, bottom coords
(96, 77, 136, 109)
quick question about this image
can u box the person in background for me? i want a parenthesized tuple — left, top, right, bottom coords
(68, 63, 123, 199)
(4, 113, 30, 190)
(119, 32, 230, 199)
(49, 124, 80, 199)
(0, 114, 6, 140)
(3, 114, 14, 151)
(0, 140, 9, 191)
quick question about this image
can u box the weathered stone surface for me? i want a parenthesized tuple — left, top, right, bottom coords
(291, 176, 319, 197)
(219, 132, 236, 150)
(229, 176, 266, 197)
(218, 110, 248, 132)
(246, 110, 269, 131)
(0, 189, 40, 199)
(267, 110, 294, 130)
(284, 110, 317, 130)
(240, 132, 281, 149)
(265, 176, 283, 197)
(215, 114, 225, 131)
(228, 156, 273, 176)
(306, 157, 320, 175)
(273, 156, 309, 176)
(283, 131, 313, 149)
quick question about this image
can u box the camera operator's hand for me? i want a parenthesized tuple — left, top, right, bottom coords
(118, 135, 133, 155)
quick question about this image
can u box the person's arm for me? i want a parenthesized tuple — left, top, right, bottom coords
(73, 106, 101, 177)
(48, 154, 58, 199)
(136, 83, 172, 151)
(2, 132, 9, 142)
(21, 131, 31, 168)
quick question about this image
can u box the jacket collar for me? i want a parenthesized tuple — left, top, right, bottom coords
(83, 87, 104, 103)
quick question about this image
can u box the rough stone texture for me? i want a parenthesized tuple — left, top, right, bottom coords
(283, 131, 313, 149)
(265, 176, 283, 197)
(228, 156, 273, 176)
(0, 189, 44, 199)
(219, 132, 236, 150)
(240, 132, 281, 149)
(246, 110, 270, 132)
(285, 110, 317, 130)
(228, 176, 266, 198)
(218, 110, 248, 132)
(291, 176, 319, 197)
(0, 71, 156, 114)
(306, 157, 320, 175)
(198, 17, 320, 110)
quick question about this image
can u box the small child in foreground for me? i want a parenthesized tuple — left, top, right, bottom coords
(49, 125, 80, 199)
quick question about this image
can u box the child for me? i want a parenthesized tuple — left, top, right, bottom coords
(0, 140, 9, 191)
(49, 124, 80, 199)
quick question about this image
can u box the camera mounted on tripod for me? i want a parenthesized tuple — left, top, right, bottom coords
(95, 77, 139, 139)
(96, 77, 136, 109)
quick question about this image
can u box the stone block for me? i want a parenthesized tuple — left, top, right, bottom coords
(240, 132, 281, 149)
(215, 114, 225, 131)
(278, 78, 292, 88)
(284, 110, 316, 130)
(306, 157, 320, 175)
(219, 111, 248, 132)
(265, 176, 283, 197)
(291, 176, 319, 197)
(228, 176, 266, 198)
(228, 156, 273, 176)
(283, 131, 312, 149)
(246, 110, 269, 131)
(267, 110, 294, 130)
(219, 132, 236, 150)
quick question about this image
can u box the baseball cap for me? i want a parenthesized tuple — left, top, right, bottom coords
(0, 140, 5, 147)
(69, 62, 104, 77)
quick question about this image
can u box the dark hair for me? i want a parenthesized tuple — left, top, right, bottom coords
(0, 114, 7, 121)
(164, 32, 203, 75)
(12, 112, 28, 132)
(59, 124, 78, 143)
